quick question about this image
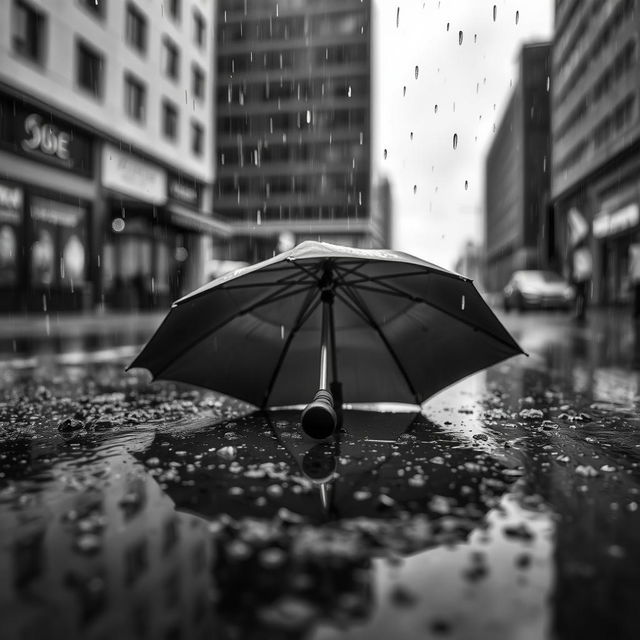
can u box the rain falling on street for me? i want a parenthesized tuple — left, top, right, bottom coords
(1, 307, 639, 639)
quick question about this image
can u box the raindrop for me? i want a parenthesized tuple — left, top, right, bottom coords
(461, 295, 466, 311)
(257, 211, 262, 225)
(515, 10, 519, 25)
(493, 5, 497, 21)
(546, 76, 550, 92)
(280, 325, 285, 340)
(459, 30, 463, 45)
(403, 86, 406, 97)
(465, 180, 469, 190)
(434, 104, 438, 113)
(413, 185, 417, 194)
(410, 131, 414, 140)
(446, 22, 450, 31)
(415, 65, 419, 80)
(474, 34, 477, 43)
(396, 6, 400, 27)
(453, 133, 458, 149)
(384, 149, 388, 159)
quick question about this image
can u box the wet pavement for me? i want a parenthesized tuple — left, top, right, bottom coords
(0, 308, 639, 640)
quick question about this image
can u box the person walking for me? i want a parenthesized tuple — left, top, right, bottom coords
(572, 241, 593, 322)
(629, 238, 640, 319)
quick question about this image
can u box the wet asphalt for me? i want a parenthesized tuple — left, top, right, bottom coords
(0, 307, 638, 640)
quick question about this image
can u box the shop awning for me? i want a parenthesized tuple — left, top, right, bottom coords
(169, 205, 232, 237)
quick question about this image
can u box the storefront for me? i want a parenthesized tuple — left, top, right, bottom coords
(0, 93, 95, 311)
(593, 202, 640, 305)
(100, 145, 215, 309)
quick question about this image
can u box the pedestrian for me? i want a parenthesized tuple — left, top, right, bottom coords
(572, 241, 592, 322)
(629, 237, 640, 319)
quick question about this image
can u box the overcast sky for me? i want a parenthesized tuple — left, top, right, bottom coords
(373, 0, 553, 269)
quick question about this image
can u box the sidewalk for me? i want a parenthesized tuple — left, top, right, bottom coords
(0, 310, 164, 339)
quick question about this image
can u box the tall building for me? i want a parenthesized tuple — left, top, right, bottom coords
(551, 0, 639, 305)
(214, 0, 380, 263)
(485, 42, 552, 292)
(0, 0, 218, 312)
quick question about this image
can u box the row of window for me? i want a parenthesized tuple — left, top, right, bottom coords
(213, 204, 366, 223)
(218, 11, 368, 45)
(216, 173, 368, 199)
(217, 108, 368, 136)
(218, 139, 364, 167)
(218, 44, 368, 74)
(80, 0, 206, 48)
(13, 1, 207, 101)
(554, 38, 637, 146)
(555, 92, 637, 174)
(217, 76, 369, 106)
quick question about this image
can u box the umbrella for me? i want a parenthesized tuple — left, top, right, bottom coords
(129, 241, 523, 438)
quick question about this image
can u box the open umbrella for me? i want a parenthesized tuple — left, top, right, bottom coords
(129, 241, 523, 438)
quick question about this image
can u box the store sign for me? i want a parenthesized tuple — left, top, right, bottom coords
(0, 180, 23, 287)
(102, 145, 167, 205)
(30, 196, 87, 288)
(0, 182, 23, 224)
(593, 203, 639, 238)
(0, 97, 93, 176)
(168, 174, 201, 209)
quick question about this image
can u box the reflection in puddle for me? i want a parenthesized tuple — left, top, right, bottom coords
(0, 408, 555, 639)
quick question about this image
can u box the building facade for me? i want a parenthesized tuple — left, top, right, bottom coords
(551, 0, 640, 305)
(484, 42, 552, 293)
(214, 0, 381, 263)
(0, 0, 218, 312)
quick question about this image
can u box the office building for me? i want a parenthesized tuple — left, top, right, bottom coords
(214, 0, 381, 263)
(485, 42, 552, 292)
(551, 0, 639, 304)
(0, 0, 218, 311)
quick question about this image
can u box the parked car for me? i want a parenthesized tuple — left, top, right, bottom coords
(503, 270, 574, 312)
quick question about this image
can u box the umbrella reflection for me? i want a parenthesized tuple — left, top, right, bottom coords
(137, 410, 519, 637)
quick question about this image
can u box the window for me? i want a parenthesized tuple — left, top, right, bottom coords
(124, 73, 146, 122)
(161, 37, 180, 80)
(125, 3, 146, 53)
(191, 121, 203, 156)
(191, 64, 205, 101)
(79, 0, 105, 18)
(167, 0, 180, 22)
(12, 1, 46, 64)
(162, 100, 178, 140)
(76, 40, 103, 98)
(193, 9, 205, 47)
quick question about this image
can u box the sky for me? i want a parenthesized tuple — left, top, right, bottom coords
(373, 0, 554, 269)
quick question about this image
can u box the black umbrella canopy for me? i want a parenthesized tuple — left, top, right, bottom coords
(129, 241, 523, 408)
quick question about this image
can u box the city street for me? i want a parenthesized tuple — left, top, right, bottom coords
(1, 307, 639, 640)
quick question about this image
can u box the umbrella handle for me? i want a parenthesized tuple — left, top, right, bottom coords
(301, 389, 337, 439)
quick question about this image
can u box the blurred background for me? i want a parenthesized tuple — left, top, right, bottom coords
(0, 0, 637, 313)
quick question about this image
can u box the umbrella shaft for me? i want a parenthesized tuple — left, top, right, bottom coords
(319, 300, 330, 390)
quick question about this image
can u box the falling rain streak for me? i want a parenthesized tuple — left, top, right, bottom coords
(396, 6, 400, 27)
(493, 5, 497, 21)
(459, 31, 463, 45)
(415, 65, 419, 80)
(515, 10, 520, 25)
(453, 133, 458, 149)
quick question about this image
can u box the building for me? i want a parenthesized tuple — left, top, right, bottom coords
(551, 0, 640, 305)
(0, 0, 219, 312)
(214, 0, 381, 263)
(484, 42, 552, 293)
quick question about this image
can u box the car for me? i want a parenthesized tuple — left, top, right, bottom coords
(503, 270, 575, 312)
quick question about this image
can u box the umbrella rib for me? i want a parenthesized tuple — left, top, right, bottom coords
(260, 290, 321, 409)
(346, 277, 521, 353)
(151, 282, 312, 381)
(332, 278, 422, 404)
